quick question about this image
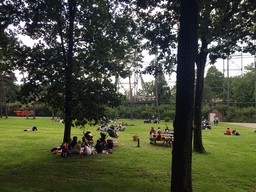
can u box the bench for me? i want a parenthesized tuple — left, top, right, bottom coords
(150, 134, 174, 147)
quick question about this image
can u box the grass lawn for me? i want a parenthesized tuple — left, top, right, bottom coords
(0, 117, 256, 192)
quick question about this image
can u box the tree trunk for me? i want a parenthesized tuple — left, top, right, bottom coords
(26, 105, 28, 119)
(193, 38, 208, 153)
(0, 100, 2, 118)
(63, 0, 76, 143)
(1, 73, 8, 118)
(33, 101, 36, 119)
(171, 0, 198, 191)
(52, 110, 54, 120)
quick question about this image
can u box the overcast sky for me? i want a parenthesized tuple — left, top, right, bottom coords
(14, 34, 255, 94)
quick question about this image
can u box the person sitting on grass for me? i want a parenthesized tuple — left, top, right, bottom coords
(95, 139, 103, 153)
(70, 140, 82, 155)
(60, 142, 70, 157)
(96, 125, 103, 131)
(82, 143, 97, 156)
(205, 120, 212, 129)
(69, 136, 78, 150)
(224, 128, 231, 135)
(116, 125, 125, 131)
(61, 142, 69, 151)
(104, 124, 109, 132)
(232, 130, 240, 135)
(110, 125, 115, 130)
(81, 137, 87, 148)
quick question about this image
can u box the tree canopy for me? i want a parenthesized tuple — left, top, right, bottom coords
(13, 0, 141, 142)
(231, 64, 256, 105)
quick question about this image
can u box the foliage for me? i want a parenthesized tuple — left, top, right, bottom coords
(33, 103, 52, 117)
(156, 74, 172, 104)
(5, 101, 52, 117)
(138, 75, 171, 105)
(0, 0, 25, 67)
(164, 117, 170, 122)
(201, 106, 211, 120)
(226, 106, 256, 123)
(204, 66, 224, 98)
(104, 107, 118, 120)
(231, 67, 256, 106)
(15, 0, 141, 141)
(162, 110, 175, 122)
(0, 71, 18, 101)
(133, 104, 155, 119)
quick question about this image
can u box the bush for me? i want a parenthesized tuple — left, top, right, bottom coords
(226, 106, 239, 122)
(201, 106, 211, 120)
(34, 103, 52, 116)
(161, 110, 175, 121)
(6, 101, 23, 116)
(105, 107, 117, 120)
(164, 117, 171, 122)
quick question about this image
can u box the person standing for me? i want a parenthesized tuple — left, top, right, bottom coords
(116, 115, 119, 123)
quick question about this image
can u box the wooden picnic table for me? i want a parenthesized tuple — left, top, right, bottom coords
(151, 133, 174, 146)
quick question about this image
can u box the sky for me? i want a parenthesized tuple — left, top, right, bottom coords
(14, 34, 256, 95)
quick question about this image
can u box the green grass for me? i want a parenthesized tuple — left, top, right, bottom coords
(1, 118, 256, 191)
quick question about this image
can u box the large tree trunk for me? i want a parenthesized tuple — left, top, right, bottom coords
(1, 73, 8, 118)
(63, 0, 76, 143)
(52, 110, 54, 120)
(33, 101, 36, 119)
(193, 38, 208, 153)
(0, 100, 2, 118)
(171, 0, 198, 191)
(26, 105, 28, 119)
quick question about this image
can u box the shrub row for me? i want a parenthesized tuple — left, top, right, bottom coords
(3, 101, 256, 123)
(1, 101, 53, 117)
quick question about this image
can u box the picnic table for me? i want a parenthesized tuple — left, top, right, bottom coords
(151, 133, 174, 147)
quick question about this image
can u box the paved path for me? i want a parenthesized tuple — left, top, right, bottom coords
(225, 122, 256, 129)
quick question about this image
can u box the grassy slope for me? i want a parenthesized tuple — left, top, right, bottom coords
(0, 118, 256, 192)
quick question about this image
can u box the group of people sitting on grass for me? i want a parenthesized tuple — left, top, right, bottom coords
(225, 128, 240, 135)
(149, 127, 174, 146)
(62, 135, 98, 156)
(96, 123, 125, 132)
(52, 130, 116, 157)
(144, 118, 159, 124)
